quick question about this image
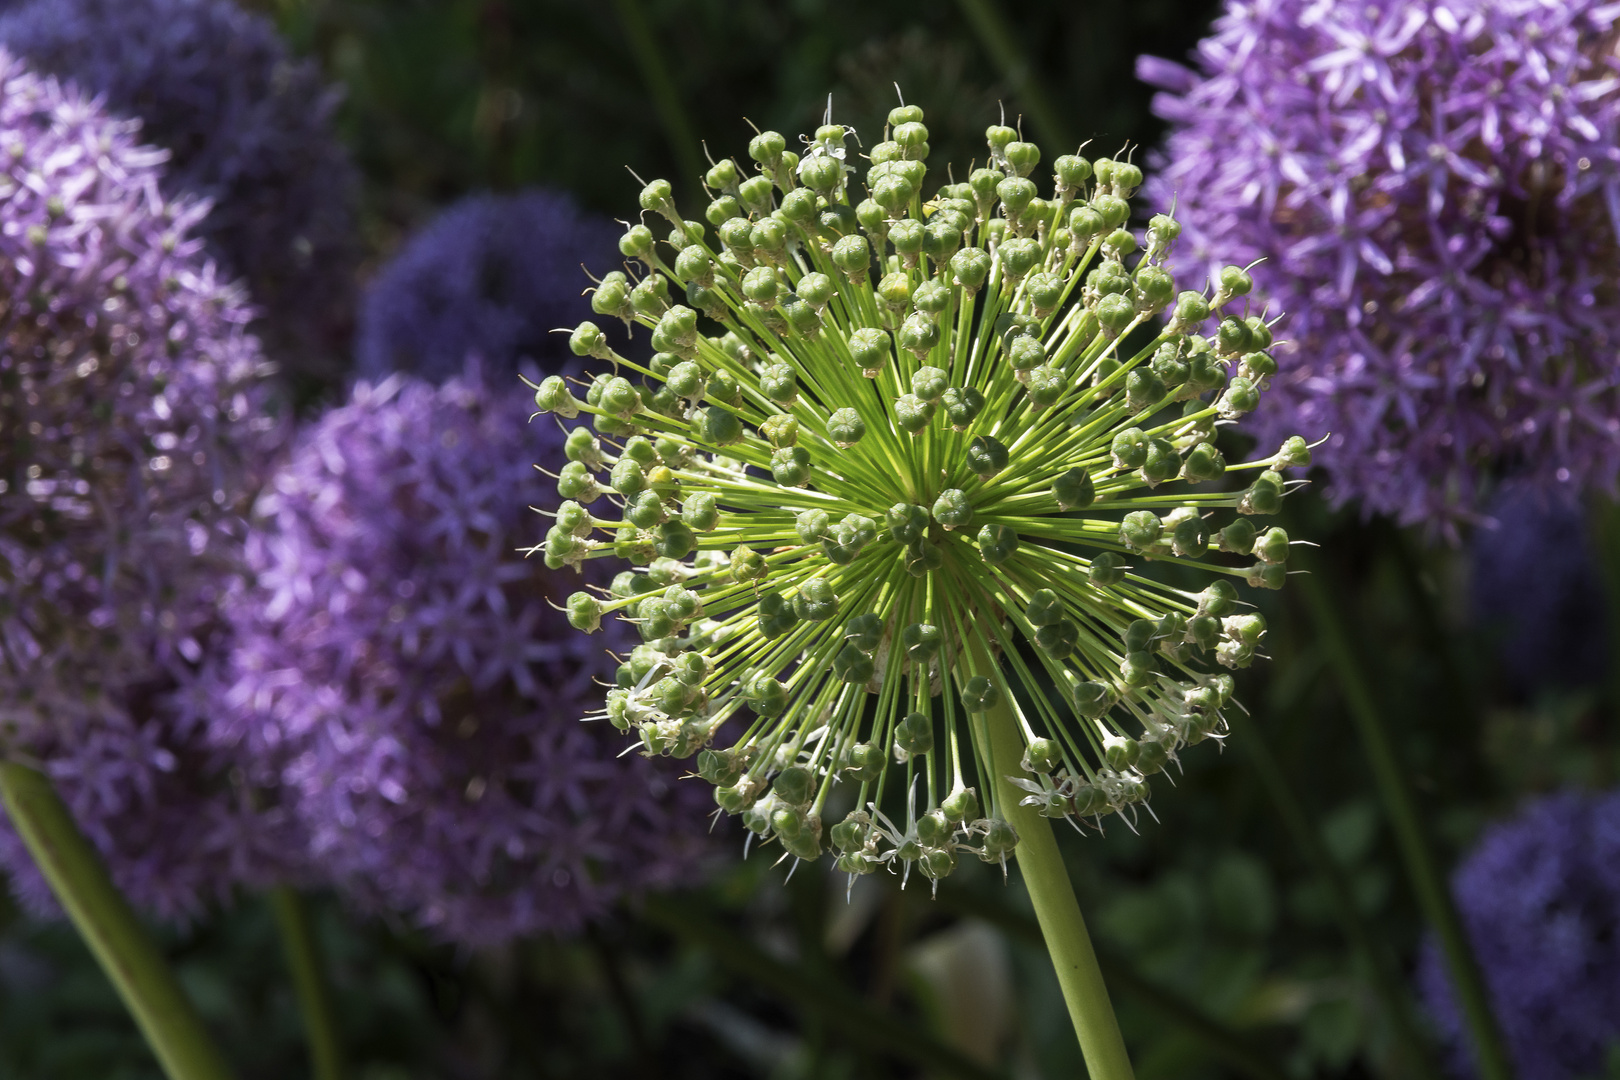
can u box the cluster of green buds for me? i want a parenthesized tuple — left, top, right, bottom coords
(532, 105, 1311, 889)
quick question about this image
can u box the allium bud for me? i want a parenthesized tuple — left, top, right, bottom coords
(537, 104, 1308, 883)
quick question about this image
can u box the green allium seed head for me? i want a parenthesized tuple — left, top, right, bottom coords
(532, 107, 1309, 887)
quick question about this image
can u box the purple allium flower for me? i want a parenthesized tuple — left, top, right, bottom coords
(1469, 483, 1608, 696)
(1418, 790, 1620, 1079)
(218, 372, 713, 946)
(1140, 0, 1620, 531)
(0, 0, 361, 384)
(0, 50, 293, 920)
(355, 190, 624, 384)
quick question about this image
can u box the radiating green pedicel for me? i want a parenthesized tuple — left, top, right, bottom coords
(533, 106, 1310, 887)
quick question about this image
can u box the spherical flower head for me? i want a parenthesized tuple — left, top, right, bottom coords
(0, 50, 291, 920)
(1469, 483, 1607, 697)
(356, 190, 625, 384)
(1140, 0, 1620, 533)
(0, 0, 362, 383)
(1418, 790, 1620, 1079)
(535, 106, 1310, 888)
(220, 373, 714, 946)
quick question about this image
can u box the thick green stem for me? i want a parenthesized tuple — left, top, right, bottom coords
(0, 762, 234, 1080)
(269, 887, 344, 1080)
(1298, 573, 1515, 1080)
(610, 0, 705, 194)
(964, 636, 1134, 1079)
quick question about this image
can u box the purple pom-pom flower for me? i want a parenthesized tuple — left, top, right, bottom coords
(0, 50, 292, 920)
(355, 190, 624, 384)
(1141, 0, 1620, 532)
(1418, 789, 1620, 1079)
(0, 0, 362, 382)
(217, 372, 712, 946)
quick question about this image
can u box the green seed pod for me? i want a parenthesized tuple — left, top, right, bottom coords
(610, 458, 647, 496)
(1054, 153, 1092, 190)
(682, 492, 720, 532)
(1090, 550, 1127, 585)
(942, 386, 986, 430)
(902, 622, 942, 664)
(1253, 526, 1290, 564)
(1219, 516, 1259, 555)
(620, 223, 656, 260)
(771, 446, 812, 487)
(1181, 442, 1226, 483)
(750, 217, 788, 257)
(961, 676, 1001, 713)
(638, 178, 675, 215)
(1095, 293, 1137, 336)
(675, 245, 713, 284)
(624, 490, 666, 532)
(719, 216, 754, 254)
(1027, 366, 1066, 409)
(654, 521, 695, 559)
(1069, 205, 1106, 244)
(793, 579, 838, 622)
(889, 218, 925, 258)
(998, 237, 1041, 280)
(904, 540, 944, 577)
(842, 613, 884, 652)
(1103, 228, 1138, 259)
(761, 362, 797, 404)
(1225, 612, 1267, 647)
(872, 174, 914, 215)
(706, 195, 743, 226)
(922, 219, 962, 263)
(848, 327, 889, 375)
(563, 427, 601, 466)
(977, 523, 1019, 565)
(556, 461, 600, 502)
(1025, 588, 1064, 627)
(742, 266, 780, 306)
(729, 545, 767, 584)
(697, 748, 744, 787)
(912, 280, 952, 315)
(897, 312, 940, 357)
(894, 393, 936, 433)
(1140, 439, 1180, 487)
(1170, 511, 1210, 558)
(797, 271, 835, 309)
(1034, 619, 1078, 659)
(1073, 680, 1113, 717)
(1275, 435, 1312, 469)
(826, 407, 867, 447)
(1007, 334, 1046, 374)
(795, 509, 831, 544)
(886, 502, 929, 545)
(567, 321, 608, 361)
(700, 405, 744, 446)
(1091, 193, 1129, 229)
(1217, 376, 1260, 418)
(1120, 650, 1157, 688)
(1054, 468, 1096, 510)
(612, 526, 655, 562)
(950, 247, 992, 292)
(1119, 510, 1162, 551)
(1023, 737, 1060, 774)
(911, 366, 949, 403)
(1025, 271, 1065, 315)
(800, 154, 844, 194)
(1198, 579, 1240, 618)
(1239, 470, 1285, 515)
(738, 174, 775, 214)
(1104, 736, 1141, 771)
(1111, 427, 1149, 470)
(967, 434, 1010, 478)
(842, 743, 885, 785)
(1188, 614, 1222, 651)
(931, 488, 972, 530)
(760, 414, 800, 449)
(894, 711, 935, 759)
(565, 592, 602, 633)
(757, 591, 798, 639)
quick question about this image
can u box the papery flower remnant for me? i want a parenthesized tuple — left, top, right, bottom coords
(1141, 0, 1620, 531)
(0, 0, 361, 384)
(1419, 790, 1620, 1080)
(356, 190, 624, 384)
(219, 374, 713, 946)
(0, 51, 289, 919)
(534, 106, 1311, 886)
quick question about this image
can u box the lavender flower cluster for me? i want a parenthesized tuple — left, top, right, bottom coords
(0, 50, 292, 920)
(217, 373, 712, 945)
(1141, 0, 1620, 530)
(356, 190, 624, 385)
(0, 0, 361, 383)
(1419, 790, 1620, 1079)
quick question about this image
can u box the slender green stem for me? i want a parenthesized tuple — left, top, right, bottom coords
(1297, 572, 1515, 1080)
(610, 0, 705, 193)
(269, 887, 344, 1080)
(1228, 709, 1439, 1078)
(964, 637, 1134, 1079)
(0, 762, 235, 1080)
(954, 0, 1077, 151)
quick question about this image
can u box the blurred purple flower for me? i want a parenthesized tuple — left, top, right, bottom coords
(0, 0, 362, 384)
(217, 372, 713, 946)
(1141, 0, 1620, 532)
(1469, 483, 1608, 696)
(0, 51, 294, 921)
(1418, 789, 1620, 1079)
(355, 190, 624, 384)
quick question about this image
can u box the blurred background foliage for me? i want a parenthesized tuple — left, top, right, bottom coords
(2, 0, 1617, 1077)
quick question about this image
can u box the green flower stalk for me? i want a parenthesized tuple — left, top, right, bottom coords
(532, 105, 1308, 1069)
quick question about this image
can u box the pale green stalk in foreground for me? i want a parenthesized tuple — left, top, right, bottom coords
(964, 633, 1133, 1080)
(0, 761, 235, 1080)
(270, 886, 346, 1080)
